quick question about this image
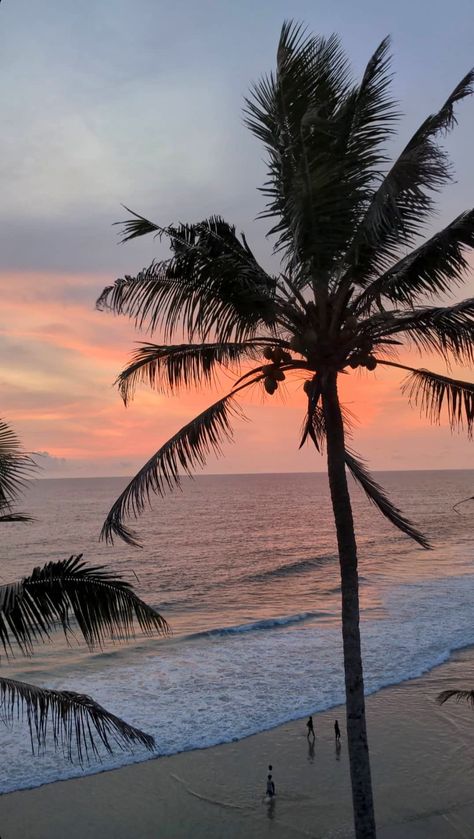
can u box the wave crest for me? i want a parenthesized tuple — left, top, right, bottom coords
(186, 611, 326, 640)
(244, 554, 336, 583)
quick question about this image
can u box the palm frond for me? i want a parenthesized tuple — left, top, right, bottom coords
(354, 210, 474, 311)
(115, 206, 162, 243)
(0, 419, 36, 512)
(437, 689, 474, 707)
(116, 339, 274, 405)
(97, 216, 279, 342)
(0, 512, 34, 523)
(371, 298, 474, 365)
(0, 555, 169, 656)
(245, 24, 396, 273)
(344, 449, 430, 548)
(399, 366, 474, 438)
(344, 36, 397, 157)
(346, 70, 474, 285)
(101, 388, 251, 545)
(0, 676, 155, 762)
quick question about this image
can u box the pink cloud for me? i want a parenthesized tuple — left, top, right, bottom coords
(1, 270, 472, 476)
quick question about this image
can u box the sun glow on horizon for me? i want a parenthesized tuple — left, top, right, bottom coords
(1, 270, 472, 478)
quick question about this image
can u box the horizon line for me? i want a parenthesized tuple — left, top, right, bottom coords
(37, 466, 474, 481)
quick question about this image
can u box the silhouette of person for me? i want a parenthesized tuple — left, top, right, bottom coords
(306, 715, 315, 739)
(334, 719, 341, 742)
(266, 774, 275, 798)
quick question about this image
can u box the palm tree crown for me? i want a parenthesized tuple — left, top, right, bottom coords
(98, 24, 474, 547)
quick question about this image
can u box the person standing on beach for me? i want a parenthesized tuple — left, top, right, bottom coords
(306, 715, 315, 739)
(334, 719, 341, 742)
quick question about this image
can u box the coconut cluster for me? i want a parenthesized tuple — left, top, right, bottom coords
(349, 354, 377, 371)
(262, 346, 292, 395)
(348, 338, 377, 371)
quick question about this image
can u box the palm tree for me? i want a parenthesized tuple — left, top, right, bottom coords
(96, 24, 474, 838)
(0, 418, 169, 761)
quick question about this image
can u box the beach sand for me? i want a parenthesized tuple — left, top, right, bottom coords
(3, 648, 474, 838)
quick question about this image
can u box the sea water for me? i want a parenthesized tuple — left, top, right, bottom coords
(0, 470, 472, 792)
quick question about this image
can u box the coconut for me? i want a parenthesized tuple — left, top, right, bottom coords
(274, 369, 285, 382)
(263, 347, 273, 360)
(264, 376, 278, 394)
(272, 347, 284, 364)
(366, 356, 377, 371)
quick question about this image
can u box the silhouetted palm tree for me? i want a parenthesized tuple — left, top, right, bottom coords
(97, 24, 474, 838)
(0, 418, 169, 760)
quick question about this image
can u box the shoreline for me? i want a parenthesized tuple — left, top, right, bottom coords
(2, 636, 473, 798)
(3, 646, 474, 837)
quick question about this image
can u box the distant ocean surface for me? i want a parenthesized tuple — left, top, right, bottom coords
(0, 470, 473, 793)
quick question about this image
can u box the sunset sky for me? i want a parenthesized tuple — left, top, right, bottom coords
(1, 0, 473, 478)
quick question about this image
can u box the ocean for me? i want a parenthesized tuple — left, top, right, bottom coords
(0, 470, 473, 793)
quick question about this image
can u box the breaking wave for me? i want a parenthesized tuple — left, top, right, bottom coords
(244, 554, 337, 583)
(186, 611, 324, 639)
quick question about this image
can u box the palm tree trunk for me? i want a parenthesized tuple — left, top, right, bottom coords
(323, 372, 376, 839)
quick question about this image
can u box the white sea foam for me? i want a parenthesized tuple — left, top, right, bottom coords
(2, 571, 474, 794)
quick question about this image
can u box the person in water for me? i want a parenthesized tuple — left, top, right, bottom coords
(266, 774, 275, 798)
(306, 715, 315, 739)
(334, 719, 341, 742)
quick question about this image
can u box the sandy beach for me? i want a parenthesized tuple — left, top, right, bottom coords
(2, 647, 474, 838)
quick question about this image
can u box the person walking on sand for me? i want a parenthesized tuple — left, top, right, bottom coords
(266, 774, 275, 798)
(334, 719, 341, 743)
(306, 715, 315, 739)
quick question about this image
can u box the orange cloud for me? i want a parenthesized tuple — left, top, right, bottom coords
(1, 270, 472, 476)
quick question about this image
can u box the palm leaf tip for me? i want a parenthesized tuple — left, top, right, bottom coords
(402, 369, 474, 438)
(0, 512, 34, 523)
(345, 450, 430, 549)
(436, 689, 474, 706)
(115, 207, 162, 244)
(101, 392, 245, 545)
(0, 554, 170, 657)
(0, 677, 155, 762)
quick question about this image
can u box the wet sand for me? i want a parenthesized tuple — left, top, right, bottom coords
(2, 647, 474, 838)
